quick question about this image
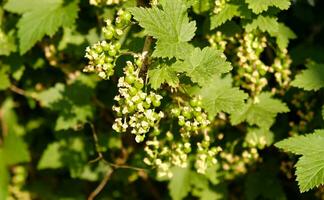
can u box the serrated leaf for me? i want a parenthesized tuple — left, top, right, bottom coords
(245, 0, 291, 14)
(276, 130, 324, 192)
(130, 0, 196, 59)
(231, 92, 289, 128)
(269, 23, 296, 50)
(245, 15, 279, 34)
(197, 75, 247, 117)
(210, 3, 251, 29)
(168, 166, 191, 200)
(291, 63, 324, 91)
(148, 63, 179, 89)
(5, 0, 79, 54)
(173, 47, 232, 86)
(275, 130, 324, 156)
(152, 40, 194, 59)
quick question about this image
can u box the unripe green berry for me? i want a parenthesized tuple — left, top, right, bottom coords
(125, 75, 135, 84)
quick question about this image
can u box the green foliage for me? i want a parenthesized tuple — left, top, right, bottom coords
(276, 130, 324, 192)
(148, 63, 179, 89)
(4, 0, 79, 54)
(245, 169, 286, 200)
(245, 15, 279, 34)
(245, 0, 291, 14)
(231, 92, 289, 129)
(291, 63, 324, 91)
(173, 47, 232, 86)
(0, 0, 323, 199)
(130, 0, 196, 58)
(168, 167, 192, 200)
(197, 75, 248, 117)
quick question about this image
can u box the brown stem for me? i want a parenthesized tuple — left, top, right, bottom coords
(87, 168, 114, 200)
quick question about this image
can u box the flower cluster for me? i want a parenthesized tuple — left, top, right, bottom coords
(89, 0, 126, 6)
(220, 148, 259, 179)
(112, 61, 164, 143)
(83, 9, 131, 79)
(144, 133, 191, 178)
(208, 31, 292, 97)
(7, 166, 32, 200)
(171, 96, 210, 137)
(214, 0, 227, 14)
(195, 134, 221, 174)
(142, 96, 220, 178)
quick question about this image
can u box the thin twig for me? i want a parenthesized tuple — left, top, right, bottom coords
(9, 85, 38, 100)
(87, 168, 114, 200)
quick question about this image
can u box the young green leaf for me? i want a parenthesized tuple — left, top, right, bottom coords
(245, 15, 279, 34)
(5, 0, 79, 54)
(168, 166, 192, 200)
(148, 63, 179, 89)
(197, 75, 248, 117)
(130, 0, 196, 58)
(173, 47, 232, 86)
(276, 130, 324, 192)
(245, 0, 291, 14)
(210, 3, 251, 30)
(231, 92, 289, 128)
(291, 63, 324, 91)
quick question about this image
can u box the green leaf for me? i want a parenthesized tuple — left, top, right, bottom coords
(0, 67, 10, 91)
(245, 0, 291, 14)
(210, 3, 251, 29)
(291, 63, 324, 91)
(322, 105, 324, 121)
(0, 151, 9, 200)
(173, 47, 232, 86)
(0, 30, 16, 56)
(245, 15, 279, 34)
(35, 75, 96, 130)
(130, 0, 196, 58)
(148, 63, 179, 89)
(269, 23, 296, 50)
(1, 99, 30, 165)
(245, 128, 274, 149)
(168, 166, 191, 200)
(197, 75, 248, 117)
(231, 92, 289, 128)
(5, 0, 79, 54)
(276, 130, 324, 192)
(152, 40, 194, 59)
(38, 142, 63, 169)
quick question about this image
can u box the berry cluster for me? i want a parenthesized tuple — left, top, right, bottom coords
(171, 96, 210, 137)
(289, 92, 316, 136)
(195, 134, 221, 173)
(144, 132, 191, 178)
(208, 31, 292, 97)
(112, 61, 164, 143)
(214, 0, 227, 14)
(89, 0, 126, 6)
(220, 148, 259, 179)
(7, 166, 31, 200)
(83, 9, 131, 79)
(142, 96, 220, 177)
